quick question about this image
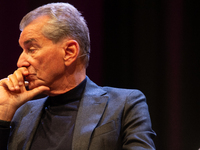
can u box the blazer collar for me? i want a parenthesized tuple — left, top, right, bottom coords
(9, 76, 108, 150)
(72, 76, 109, 150)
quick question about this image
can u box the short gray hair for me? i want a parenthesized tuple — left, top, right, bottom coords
(20, 2, 90, 67)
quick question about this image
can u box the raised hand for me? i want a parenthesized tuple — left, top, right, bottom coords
(0, 67, 50, 121)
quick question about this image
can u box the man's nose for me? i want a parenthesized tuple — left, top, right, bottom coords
(17, 51, 30, 68)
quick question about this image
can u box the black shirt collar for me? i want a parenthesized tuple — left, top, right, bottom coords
(46, 78, 87, 106)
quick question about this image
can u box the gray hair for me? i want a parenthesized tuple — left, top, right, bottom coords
(20, 2, 90, 67)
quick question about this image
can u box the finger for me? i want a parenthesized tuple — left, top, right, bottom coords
(6, 76, 16, 91)
(24, 86, 50, 101)
(13, 70, 25, 86)
(17, 67, 29, 76)
(14, 67, 29, 85)
(7, 74, 20, 91)
(0, 78, 15, 91)
(7, 67, 28, 92)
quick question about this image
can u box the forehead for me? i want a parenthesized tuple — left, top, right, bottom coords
(19, 16, 50, 45)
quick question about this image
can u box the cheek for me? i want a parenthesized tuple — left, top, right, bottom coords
(31, 47, 65, 78)
(38, 54, 65, 76)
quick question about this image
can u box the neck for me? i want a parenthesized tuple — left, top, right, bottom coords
(47, 68, 86, 96)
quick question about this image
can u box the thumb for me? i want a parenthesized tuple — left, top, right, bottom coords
(25, 86, 50, 100)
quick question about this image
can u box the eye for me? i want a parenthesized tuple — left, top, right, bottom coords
(28, 48, 35, 52)
(27, 47, 37, 53)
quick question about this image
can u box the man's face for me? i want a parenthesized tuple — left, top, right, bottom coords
(18, 16, 66, 91)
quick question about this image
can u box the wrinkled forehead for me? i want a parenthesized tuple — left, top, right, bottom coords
(19, 16, 50, 46)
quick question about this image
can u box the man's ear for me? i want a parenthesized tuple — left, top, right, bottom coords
(63, 39, 80, 66)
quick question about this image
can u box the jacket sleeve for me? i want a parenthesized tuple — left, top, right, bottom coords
(0, 120, 10, 150)
(121, 90, 156, 150)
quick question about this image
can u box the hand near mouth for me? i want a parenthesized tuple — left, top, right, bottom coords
(0, 67, 50, 121)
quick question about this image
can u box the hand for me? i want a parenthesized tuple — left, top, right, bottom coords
(0, 67, 50, 121)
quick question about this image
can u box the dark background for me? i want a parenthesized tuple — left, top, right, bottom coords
(0, 0, 200, 150)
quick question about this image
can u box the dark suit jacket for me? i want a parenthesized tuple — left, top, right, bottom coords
(8, 77, 156, 150)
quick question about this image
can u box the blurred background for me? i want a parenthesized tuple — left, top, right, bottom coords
(0, 0, 200, 149)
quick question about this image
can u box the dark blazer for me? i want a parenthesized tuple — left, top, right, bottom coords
(8, 77, 156, 150)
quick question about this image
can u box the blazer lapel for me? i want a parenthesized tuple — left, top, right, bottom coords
(72, 77, 108, 150)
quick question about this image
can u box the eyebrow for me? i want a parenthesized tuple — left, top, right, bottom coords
(24, 38, 37, 45)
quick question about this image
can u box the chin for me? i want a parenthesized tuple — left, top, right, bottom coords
(27, 82, 39, 90)
(27, 85, 36, 91)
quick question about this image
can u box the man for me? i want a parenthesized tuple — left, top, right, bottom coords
(0, 2, 156, 150)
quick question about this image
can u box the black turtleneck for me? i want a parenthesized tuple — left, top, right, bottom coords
(30, 78, 87, 150)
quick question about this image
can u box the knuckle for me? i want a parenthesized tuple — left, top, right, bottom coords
(7, 74, 13, 78)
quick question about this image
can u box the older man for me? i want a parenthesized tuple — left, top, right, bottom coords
(0, 2, 156, 150)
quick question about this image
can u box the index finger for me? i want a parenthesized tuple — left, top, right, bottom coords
(17, 67, 29, 76)
(16, 67, 29, 85)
